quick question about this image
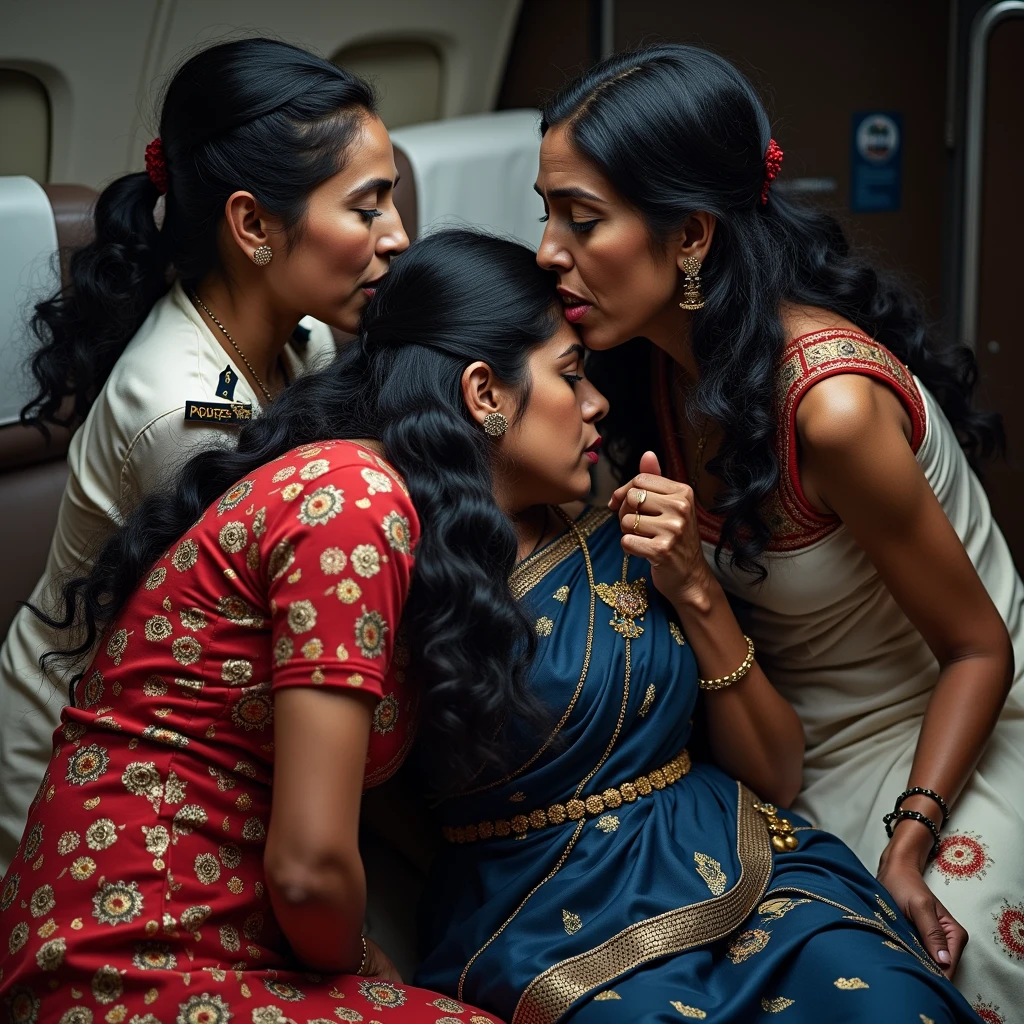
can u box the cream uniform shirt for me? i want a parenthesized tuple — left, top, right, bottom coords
(0, 280, 336, 870)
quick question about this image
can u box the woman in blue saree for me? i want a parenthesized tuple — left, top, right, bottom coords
(416, 491, 980, 1022)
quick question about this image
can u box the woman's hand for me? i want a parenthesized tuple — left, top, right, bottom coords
(362, 936, 403, 983)
(877, 838, 968, 976)
(608, 450, 714, 610)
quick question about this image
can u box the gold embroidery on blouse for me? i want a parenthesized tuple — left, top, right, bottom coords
(552, 586, 570, 603)
(760, 996, 795, 1013)
(510, 785, 774, 1024)
(508, 508, 612, 601)
(592, 991, 620, 1001)
(834, 978, 869, 990)
(694, 852, 727, 897)
(562, 910, 582, 935)
(535, 617, 555, 637)
(668, 622, 686, 646)
(595, 815, 619, 834)
(670, 1004, 707, 1019)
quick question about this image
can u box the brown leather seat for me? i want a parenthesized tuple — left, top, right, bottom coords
(0, 184, 96, 638)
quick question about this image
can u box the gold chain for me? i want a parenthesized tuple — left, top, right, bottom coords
(190, 291, 273, 404)
(454, 507, 598, 798)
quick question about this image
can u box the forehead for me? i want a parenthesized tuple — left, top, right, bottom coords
(533, 319, 583, 358)
(331, 115, 397, 189)
(536, 126, 612, 197)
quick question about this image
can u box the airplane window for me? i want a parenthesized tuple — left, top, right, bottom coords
(0, 70, 50, 182)
(332, 40, 443, 128)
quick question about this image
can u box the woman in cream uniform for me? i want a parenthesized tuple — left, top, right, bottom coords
(0, 38, 408, 872)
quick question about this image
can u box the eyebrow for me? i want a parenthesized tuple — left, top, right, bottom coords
(533, 184, 606, 204)
(558, 344, 585, 358)
(346, 176, 398, 198)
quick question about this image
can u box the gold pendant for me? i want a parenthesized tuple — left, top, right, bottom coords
(596, 575, 648, 639)
(754, 801, 799, 852)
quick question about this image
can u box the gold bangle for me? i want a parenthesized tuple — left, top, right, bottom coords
(356, 935, 369, 976)
(698, 635, 755, 691)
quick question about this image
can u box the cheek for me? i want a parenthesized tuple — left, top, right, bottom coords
(298, 217, 375, 278)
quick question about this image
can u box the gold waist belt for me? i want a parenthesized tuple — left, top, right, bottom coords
(442, 749, 691, 844)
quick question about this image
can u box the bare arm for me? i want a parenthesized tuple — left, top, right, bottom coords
(265, 687, 374, 973)
(798, 373, 1013, 969)
(610, 451, 805, 807)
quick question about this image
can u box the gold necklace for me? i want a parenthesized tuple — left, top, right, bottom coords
(190, 291, 273, 404)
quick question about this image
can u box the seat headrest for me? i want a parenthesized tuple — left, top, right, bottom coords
(389, 109, 546, 248)
(0, 176, 61, 428)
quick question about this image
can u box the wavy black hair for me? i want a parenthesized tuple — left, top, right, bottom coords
(542, 45, 1003, 578)
(35, 229, 561, 794)
(23, 37, 375, 432)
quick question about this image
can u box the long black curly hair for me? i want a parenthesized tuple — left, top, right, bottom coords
(33, 230, 561, 794)
(542, 45, 1003, 578)
(22, 37, 375, 432)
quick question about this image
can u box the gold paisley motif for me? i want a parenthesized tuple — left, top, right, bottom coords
(761, 996, 795, 1013)
(637, 684, 656, 717)
(562, 910, 582, 935)
(727, 928, 770, 964)
(834, 978, 869, 990)
(592, 991, 620, 1001)
(670, 1004, 707, 1020)
(694, 852, 726, 897)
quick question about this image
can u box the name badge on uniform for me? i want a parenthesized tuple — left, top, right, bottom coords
(216, 365, 238, 400)
(183, 400, 253, 424)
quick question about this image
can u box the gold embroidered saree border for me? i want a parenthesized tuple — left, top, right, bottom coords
(510, 782, 773, 1024)
(509, 507, 613, 601)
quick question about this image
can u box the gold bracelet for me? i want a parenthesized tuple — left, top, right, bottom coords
(356, 935, 369, 976)
(698, 635, 755, 691)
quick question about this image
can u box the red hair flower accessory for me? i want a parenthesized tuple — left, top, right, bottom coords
(145, 137, 168, 195)
(761, 138, 784, 204)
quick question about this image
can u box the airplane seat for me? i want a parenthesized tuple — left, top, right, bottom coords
(389, 109, 545, 248)
(0, 177, 96, 639)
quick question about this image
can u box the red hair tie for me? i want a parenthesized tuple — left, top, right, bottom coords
(761, 138, 784, 204)
(145, 137, 168, 195)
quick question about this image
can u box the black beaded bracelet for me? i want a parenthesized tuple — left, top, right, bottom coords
(883, 808, 942, 859)
(894, 787, 950, 827)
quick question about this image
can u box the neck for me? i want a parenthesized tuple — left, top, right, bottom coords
(510, 504, 552, 563)
(192, 272, 301, 397)
(643, 300, 699, 380)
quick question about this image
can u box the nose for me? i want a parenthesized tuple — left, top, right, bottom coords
(578, 377, 609, 424)
(379, 208, 410, 256)
(536, 223, 572, 272)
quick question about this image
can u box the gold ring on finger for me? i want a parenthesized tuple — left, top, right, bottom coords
(636, 488, 647, 509)
(632, 511, 642, 534)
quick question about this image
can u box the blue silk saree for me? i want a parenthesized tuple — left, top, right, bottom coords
(415, 510, 979, 1024)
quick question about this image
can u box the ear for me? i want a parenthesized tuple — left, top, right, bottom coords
(223, 190, 279, 263)
(676, 210, 717, 271)
(461, 361, 504, 427)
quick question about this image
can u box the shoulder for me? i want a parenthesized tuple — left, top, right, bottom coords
(796, 373, 905, 453)
(777, 313, 926, 454)
(248, 440, 419, 540)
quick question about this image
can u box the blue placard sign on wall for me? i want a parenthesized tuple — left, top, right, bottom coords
(851, 112, 902, 212)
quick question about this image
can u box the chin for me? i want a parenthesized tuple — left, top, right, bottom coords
(579, 322, 628, 352)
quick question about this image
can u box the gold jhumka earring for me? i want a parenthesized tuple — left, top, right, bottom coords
(678, 256, 705, 311)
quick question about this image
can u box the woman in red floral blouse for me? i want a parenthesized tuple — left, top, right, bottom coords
(0, 232, 605, 1023)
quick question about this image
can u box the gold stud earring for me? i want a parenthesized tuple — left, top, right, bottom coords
(252, 244, 273, 267)
(678, 256, 705, 311)
(483, 412, 508, 438)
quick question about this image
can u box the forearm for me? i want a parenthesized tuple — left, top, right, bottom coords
(885, 646, 1012, 868)
(673, 581, 805, 806)
(266, 849, 366, 972)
